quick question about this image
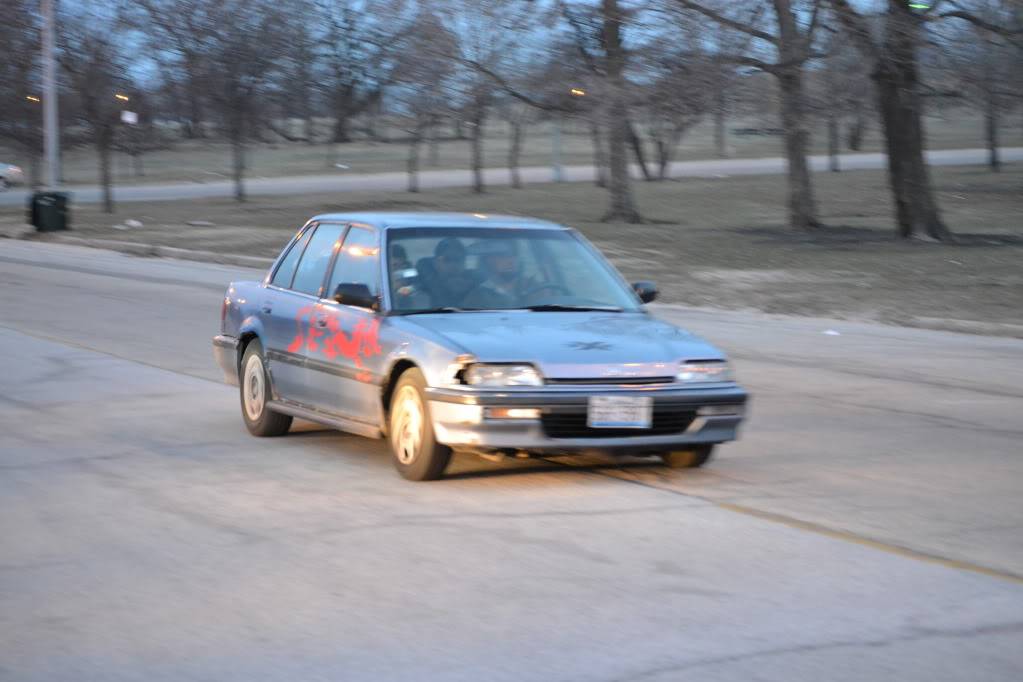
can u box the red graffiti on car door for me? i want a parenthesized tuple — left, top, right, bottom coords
(287, 305, 381, 382)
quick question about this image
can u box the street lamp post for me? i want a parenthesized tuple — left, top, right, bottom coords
(42, 0, 60, 189)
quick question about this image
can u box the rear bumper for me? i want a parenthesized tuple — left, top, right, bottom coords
(425, 384, 748, 453)
(213, 335, 239, 386)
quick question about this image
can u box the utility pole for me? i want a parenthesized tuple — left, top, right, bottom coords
(42, 0, 60, 189)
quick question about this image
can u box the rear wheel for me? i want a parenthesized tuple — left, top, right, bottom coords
(660, 444, 715, 469)
(389, 368, 452, 481)
(240, 339, 292, 437)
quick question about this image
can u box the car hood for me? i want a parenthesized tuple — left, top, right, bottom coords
(405, 311, 725, 379)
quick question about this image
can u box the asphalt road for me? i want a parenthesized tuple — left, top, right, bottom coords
(1, 241, 1022, 681)
(2, 147, 1021, 206)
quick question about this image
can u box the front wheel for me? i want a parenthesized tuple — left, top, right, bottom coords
(240, 340, 292, 437)
(389, 368, 452, 481)
(660, 444, 715, 469)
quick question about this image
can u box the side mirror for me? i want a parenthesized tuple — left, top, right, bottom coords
(333, 282, 379, 310)
(632, 281, 658, 304)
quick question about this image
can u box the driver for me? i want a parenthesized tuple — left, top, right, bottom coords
(464, 239, 539, 307)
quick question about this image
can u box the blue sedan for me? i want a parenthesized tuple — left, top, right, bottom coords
(214, 213, 748, 480)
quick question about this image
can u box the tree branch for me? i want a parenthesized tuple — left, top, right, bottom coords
(673, 0, 777, 45)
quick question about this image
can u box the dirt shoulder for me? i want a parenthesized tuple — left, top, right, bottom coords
(6, 164, 1021, 333)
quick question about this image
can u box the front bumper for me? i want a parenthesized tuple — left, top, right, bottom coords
(425, 384, 748, 453)
(213, 335, 240, 386)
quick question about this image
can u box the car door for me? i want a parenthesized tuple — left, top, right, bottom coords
(260, 223, 315, 401)
(306, 224, 386, 421)
(263, 222, 346, 406)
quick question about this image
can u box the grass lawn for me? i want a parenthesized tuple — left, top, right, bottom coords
(3, 112, 1020, 187)
(7, 164, 1022, 330)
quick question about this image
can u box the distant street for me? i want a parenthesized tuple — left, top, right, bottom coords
(2, 146, 1020, 206)
(2, 240, 1022, 681)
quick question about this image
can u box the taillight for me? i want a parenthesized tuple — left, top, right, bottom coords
(221, 296, 229, 327)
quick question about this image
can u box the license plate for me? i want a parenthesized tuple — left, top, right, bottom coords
(587, 396, 653, 429)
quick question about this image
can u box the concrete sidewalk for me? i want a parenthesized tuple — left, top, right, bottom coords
(2, 146, 1020, 206)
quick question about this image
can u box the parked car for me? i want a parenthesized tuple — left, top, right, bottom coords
(213, 213, 748, 480)
(0, 163, 25, 189)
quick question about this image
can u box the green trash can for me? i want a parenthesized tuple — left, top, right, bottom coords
(29, 191, 70, 232)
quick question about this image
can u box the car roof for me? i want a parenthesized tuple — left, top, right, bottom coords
(308, 212, 567, 231)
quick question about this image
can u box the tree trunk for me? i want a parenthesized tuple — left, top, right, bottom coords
(231, 132, 246, 202)
(828, 111, 840, 172)
(407, 127, 421, 193)
(847, 101, 866, 150)
(985, 93, 1000, 172)
(97, 130, 114, 214)
(333, 112, 352, 143)
(600, 0, 641, 223)
(628, 121, 653, 181)
(873, 8, 951, 241)
(714, 87, 728, 158)
(656, 138, 669, 180)
(428, 116, 440, 167)
(508, 121, 523, 189)
(590, 117, 607, 188)
(777, 70, 821, 229)
(470, 111, 485, 194)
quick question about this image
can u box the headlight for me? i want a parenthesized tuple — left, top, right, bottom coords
(677, 361, 734, 384)
(463, 363, 543, 387)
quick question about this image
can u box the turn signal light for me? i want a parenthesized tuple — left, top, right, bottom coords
(484, 408, 541, 420)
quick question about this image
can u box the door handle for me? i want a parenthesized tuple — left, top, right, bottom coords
(315, 317, 328, 328)
(261, 302, 273, 313)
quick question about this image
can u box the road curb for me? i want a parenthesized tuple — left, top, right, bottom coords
(38, 234, 274, 270)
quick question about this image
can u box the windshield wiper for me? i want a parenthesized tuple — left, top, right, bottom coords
(398, 307, 499, 315)
(522, 304, 624, 312)
(397, 307, 465, 315)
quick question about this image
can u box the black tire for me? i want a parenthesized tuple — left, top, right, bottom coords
(0, 178, 10, 190)
(388, 367, 452, 481)
(660, 444, 715, 469)
(239, 339, 292, 437)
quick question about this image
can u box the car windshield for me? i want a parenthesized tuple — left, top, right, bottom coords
(386, 227, 641, 313)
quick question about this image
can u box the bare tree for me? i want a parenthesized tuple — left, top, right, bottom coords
(319, 0, 413, 144)
(393, 9, 457, 192)
(204, 0, 288, 201)
(938, 0, 1022, 171)
(436, 0, 537, 194)
(110, 89, 171, 178)
(673, 0, 827, 230)
(60, 6, 131, 213)
(634, 26, 716, 180)
(556, 0, 644, 221)
(0, 1, 44, 187)
(829, 0, 956, 240)
(132, 0, 219, 139)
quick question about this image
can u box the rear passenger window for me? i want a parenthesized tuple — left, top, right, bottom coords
(291, 223, 346, 296)
(271, 227, 313, 288)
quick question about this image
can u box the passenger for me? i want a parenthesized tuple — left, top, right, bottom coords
(389, 244, 419, 305)
(416, 238, 482, 307)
